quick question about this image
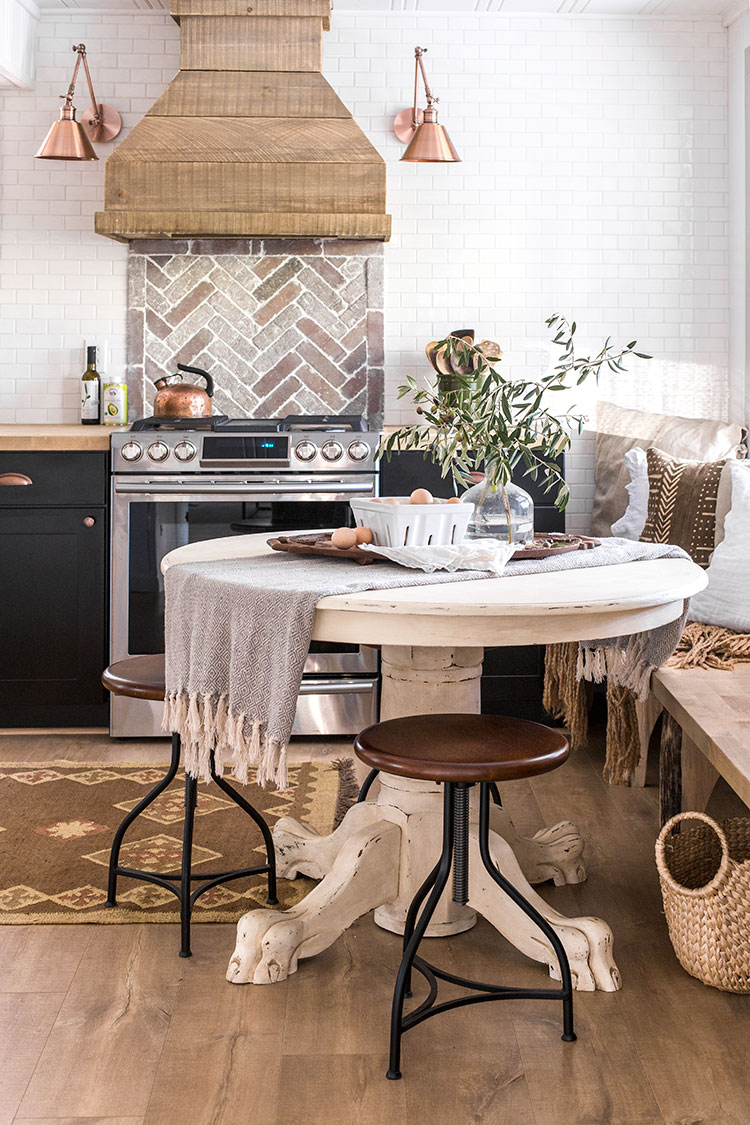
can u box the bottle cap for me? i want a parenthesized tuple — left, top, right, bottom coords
(87, 346, 97, 365)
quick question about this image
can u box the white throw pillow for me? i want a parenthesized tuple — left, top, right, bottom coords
(610, 447, 648, 539)
(689, 459, 750, 631)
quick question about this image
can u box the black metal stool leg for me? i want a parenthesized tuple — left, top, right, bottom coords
(387, 783, 455, 1081)
(209, 754, 278, 905)
(478, 783, 576, 1042)
(179, 773, 198, 958)
(400, 855, 443, 1000)
(489, 781, 502, 807)
(105, 732, 181, 908)
(356, 768, 380, 803)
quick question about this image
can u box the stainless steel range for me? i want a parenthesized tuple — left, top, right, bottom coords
(110, 415, 380, 739)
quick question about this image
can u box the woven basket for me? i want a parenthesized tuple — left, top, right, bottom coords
(655, 812, 750, 993)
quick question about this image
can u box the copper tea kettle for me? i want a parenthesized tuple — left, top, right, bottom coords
(153, 364, 215, 419)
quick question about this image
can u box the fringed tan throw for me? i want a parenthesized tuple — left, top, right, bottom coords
(543, 647, 647, 782)
(545, 620, 750, 786)
(543, 642, 589, 751)
(668, 621, 750, 670)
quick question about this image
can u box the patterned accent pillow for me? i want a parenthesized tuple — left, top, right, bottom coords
(640, 447, 723, 568)
(591, 401, 746, 536)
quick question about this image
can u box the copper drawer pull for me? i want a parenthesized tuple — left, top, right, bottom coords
(83, 517, 96, 527)
(0, 473, 32, 486)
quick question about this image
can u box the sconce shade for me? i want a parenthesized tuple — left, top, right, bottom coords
(402, 120, 461, 163)
(36, 105, 98, 161)
(396, 49, 461, 163)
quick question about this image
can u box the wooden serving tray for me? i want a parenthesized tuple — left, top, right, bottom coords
(511, 534, 600, 560)
(268, 532, 602, 567)
(268, 534, 384, 565)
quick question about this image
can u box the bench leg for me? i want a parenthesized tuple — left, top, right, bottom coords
(633, 694, 664, 788)
(659, 715, 720, 825)
(681, 735, 720, 815)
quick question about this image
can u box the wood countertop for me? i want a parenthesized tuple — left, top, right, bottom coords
(0, 425, 128, 451)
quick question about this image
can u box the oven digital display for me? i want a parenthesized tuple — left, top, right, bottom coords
(201, 435, 290, 462)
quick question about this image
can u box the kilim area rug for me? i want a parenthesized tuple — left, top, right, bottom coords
(0, 758, 358, 924)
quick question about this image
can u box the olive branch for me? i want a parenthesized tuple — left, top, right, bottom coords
(378, 315, 650, 511)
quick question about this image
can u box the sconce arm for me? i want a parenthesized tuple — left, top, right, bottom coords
(62, 45, 102, 126)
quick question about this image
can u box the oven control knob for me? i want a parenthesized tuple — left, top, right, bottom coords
(120, 441, 142, 463)
(174, 440, 197, 463)
(295, 440, 317, 463)
(347, 440, 371, 463)
(147, 441, 170, 463)
(321, 440, 343, 462)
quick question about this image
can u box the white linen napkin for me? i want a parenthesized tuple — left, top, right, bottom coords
(359, 538, 516, 575)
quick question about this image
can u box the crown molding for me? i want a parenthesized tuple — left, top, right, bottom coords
(35, 0, 749, 18)
(722, 0, 749, 25)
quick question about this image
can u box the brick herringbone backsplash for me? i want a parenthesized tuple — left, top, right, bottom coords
(127, 238, 384, 425)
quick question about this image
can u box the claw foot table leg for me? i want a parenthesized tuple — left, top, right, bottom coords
(467, 823, 621, 992)
(488, 804, 587, 886)
(226, 818, 401, 985)
(272, 801, 386, 880)
(224, 643, 619, 988)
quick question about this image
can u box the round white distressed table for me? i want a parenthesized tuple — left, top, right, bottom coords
(162, 535, 706, 993)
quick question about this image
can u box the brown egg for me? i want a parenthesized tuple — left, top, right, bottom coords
(331, 526, 358, 549)
(446, 496, 462, 504)
(383, 497, 400, 505)
(354, 526, 373, 544)
(410, 488, 433, 505)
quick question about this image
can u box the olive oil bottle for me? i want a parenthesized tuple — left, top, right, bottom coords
(80, 346, 101, 425)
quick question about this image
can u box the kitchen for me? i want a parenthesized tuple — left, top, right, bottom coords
(1, 1, 750, 1122)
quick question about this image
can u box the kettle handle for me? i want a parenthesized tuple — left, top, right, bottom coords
(177, 364, 214, 398)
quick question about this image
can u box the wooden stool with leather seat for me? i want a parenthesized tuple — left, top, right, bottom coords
(354, 713, 576, 1081)
(101, 655, 277, 957)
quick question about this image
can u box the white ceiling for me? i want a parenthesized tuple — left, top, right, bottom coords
(32, 0, 750, 17)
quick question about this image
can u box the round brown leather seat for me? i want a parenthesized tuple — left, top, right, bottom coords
(354, 713, 569, 784)
(101, 654, 166, 702)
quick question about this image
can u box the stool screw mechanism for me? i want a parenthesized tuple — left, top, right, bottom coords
(452, 784, 470, 906)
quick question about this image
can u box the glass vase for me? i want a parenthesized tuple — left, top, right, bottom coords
(463, 475, 534, 545)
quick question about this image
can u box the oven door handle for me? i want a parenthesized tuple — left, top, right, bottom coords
(113, 481, 375, 496)
(297, 678, 378, 695)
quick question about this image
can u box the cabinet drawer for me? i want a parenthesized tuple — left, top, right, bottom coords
(0, 452, 107, 507)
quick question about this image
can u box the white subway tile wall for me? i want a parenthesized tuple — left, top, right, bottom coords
(0, 11, 730, 531)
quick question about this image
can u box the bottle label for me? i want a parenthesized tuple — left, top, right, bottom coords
(81, 381, 100, 421)
(102, 383, 127, 425)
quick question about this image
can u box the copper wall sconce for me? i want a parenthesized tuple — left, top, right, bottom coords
(36, 43, 122, 161)
(393, 46, 460, 163)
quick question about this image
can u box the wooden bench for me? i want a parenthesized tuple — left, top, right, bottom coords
(636, 665, 750, 824)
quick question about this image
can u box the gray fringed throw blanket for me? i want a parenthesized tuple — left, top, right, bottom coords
(164, 538, 691, 789)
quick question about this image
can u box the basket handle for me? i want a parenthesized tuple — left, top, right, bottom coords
(655, 811, 732, 897)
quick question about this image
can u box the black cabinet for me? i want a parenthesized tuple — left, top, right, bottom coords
(379, 450, 565, 720)
(0, 453, 108, 727)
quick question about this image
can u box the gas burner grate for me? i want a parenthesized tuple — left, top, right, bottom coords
(129, 416, 229, 432)
(282, 414, 367, 432)
(128, 413, 367, 434)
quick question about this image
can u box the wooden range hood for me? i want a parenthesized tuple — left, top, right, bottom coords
(94, 1, 390, 242)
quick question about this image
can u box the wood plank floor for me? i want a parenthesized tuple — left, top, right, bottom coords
(1, 721, 748, 1124)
